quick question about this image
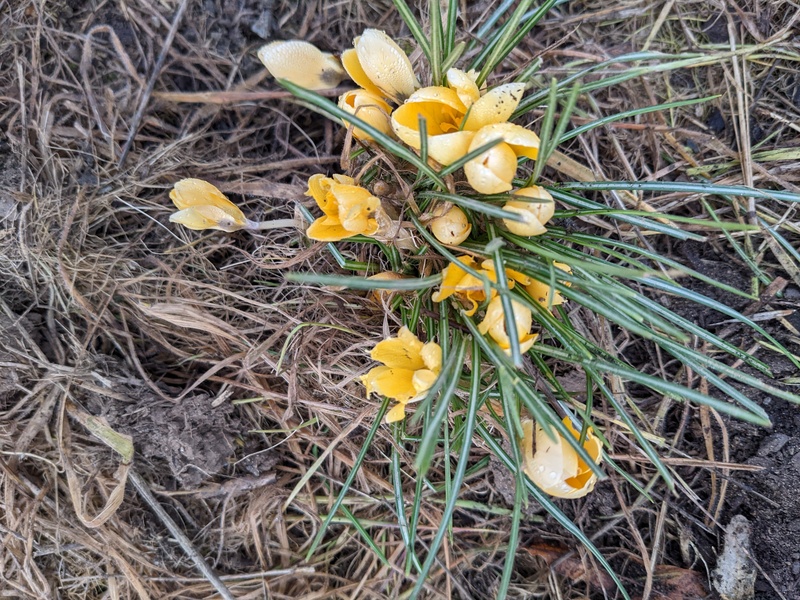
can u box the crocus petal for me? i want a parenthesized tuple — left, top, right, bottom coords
(386, 402, 408, 423)
(361, 366, 418, 401)
(420, 342, 442, 372)
(526, 279, 565, 307)
(341, 48, 384, 98)
(332, 183, 381, 234)
(446, 68, 480, 107)
(338, 89, 394, 141)
(476, 122, 541, 160)
(431, 256, 478, 303)
(170, 178, 239, 211)
(426, 131, 475, 166)
(502, 201, 548, 236)
(430, 206, 472, 245)
(464, 141, 517, 194)
(169, 206, 247, 232)
(513, 186, 555, 224)
(478, 297, 536, 353)
(462, 83, 526, 131)
(370, 326, 426, 370)
(257, 40, 345, 90)
(412, 369, 438, 395)
(305, 216, 352, 241)
(353, 29, 419, 103)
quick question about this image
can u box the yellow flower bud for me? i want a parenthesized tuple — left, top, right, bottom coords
(477, 296, 538, 354)
(257, 40, 345, 90)
(342, 29, 419, 103)
(337, 89, 394, 141)
(169, 179, 253, 232)
(430, 206, 472, 245)
(502, 186, 555, 236)
(521, 417, 603, 499)
(463, 134, 518, 194)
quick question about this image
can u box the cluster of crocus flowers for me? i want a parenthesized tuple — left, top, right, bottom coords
(391, 68, 540, 194)
(304, 174, 384, 241)
(521, 417, 603, 499)
(361, 327, 442, 423)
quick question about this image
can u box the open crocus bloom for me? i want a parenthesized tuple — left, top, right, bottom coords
(525, 261, 572, 309)
(432, 256, 531, 316)
(257, 40, 346, 90)
(341, 29, 419, 104)
(169, 179, 255, 232)
(502, 186, 555, 236)
(361, 327, 442, 423)
(478, 297, 538, 354)
(521, 417, 603, 499)
(391, 69, 528, 168)
(305, 174, 383, 241)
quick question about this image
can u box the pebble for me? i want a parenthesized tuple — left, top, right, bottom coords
(793, 562, 800, 576)
(757, 433, 790, 457)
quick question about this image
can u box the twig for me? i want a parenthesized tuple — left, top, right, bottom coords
(128, 469, 236, 600)
(119, 0, 190, 168)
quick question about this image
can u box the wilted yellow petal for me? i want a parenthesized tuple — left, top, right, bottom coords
(305, 216, 352, 241)
(170, 178, 236, 211)
(525, 261, 572, 308)
(431, 256, 478, 303)
(338, 89, 394, 141)
(257, 40, 345, 90)
(305, 175, 382, 241)
(332, 182, 380, 234)
(446, 68, 480, 107)
(462, 83, 526, 131)
(430, 206, 472, 245)
(353, 29, 419, 102)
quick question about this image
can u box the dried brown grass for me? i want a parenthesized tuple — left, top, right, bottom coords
(1, 0, 799, 598)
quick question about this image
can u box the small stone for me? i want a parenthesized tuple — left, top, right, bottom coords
(757, 433, 790, 457)
(712, 515, 757, 600)
(792, 562, 800, 576)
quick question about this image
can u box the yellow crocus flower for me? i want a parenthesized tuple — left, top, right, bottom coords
(169, 179, 255, 232)
(502, 186, 555, 236)
(341, 29, 419, 103)
(305, 174, 382, 241)
(521, 417, 603, 499)
(477, 296, 538, 354)
(257, 40, 345, 90)
(431, 256, 531, 316)
(337, 89, 394, 141)
(429, 206, 472, 245)
(361, 327, 442, 423)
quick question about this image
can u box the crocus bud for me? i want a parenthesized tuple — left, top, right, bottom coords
(337, 89, 394, 141)
(169, 179, 254, 232)
(502, 186, 555, 236)
(521, 417, 603, 499)
(257, 40, 346, 90)
(430, 206, 471, 245)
